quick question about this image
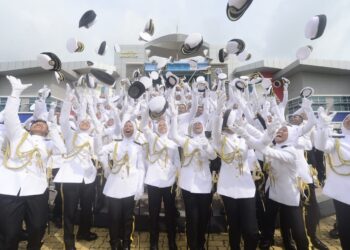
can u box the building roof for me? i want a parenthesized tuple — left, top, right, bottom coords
(232, 58, 350, 79)
(0, 60, 119, 81)
(145, 33, 210, 59)
(232, 59, 290, 76)
(273, 59, 350, 79)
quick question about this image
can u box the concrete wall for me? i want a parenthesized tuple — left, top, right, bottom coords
(284, 72, 304, 99)
(0, 72, 65, 100)
(115, 45, 145, 79)
(301, 72, 350, 96)
(286, 72, 350, 100)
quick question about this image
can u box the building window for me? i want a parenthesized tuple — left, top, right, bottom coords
(0, 97, 7, 111)
(287, 97, 302, 114)
(333, 96, 350, 111)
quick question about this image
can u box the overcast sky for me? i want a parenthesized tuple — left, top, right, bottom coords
(0, 0, 349, 65)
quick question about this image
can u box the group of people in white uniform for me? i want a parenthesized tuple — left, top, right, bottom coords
(0, 72, 349, 250)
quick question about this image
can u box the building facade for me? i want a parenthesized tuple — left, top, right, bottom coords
(114, 33, 239, 85)
(232, 59, 350, 127)
(0, 60, 119, 121)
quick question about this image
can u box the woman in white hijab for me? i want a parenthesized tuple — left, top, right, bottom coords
(169, 101, 217, 250)
(236, 121, 310, 250)
(211, 94, 259, 250)
(98, 115, 145, 250)
(139, 104, 180, 250)
(315, 110, 350, 250)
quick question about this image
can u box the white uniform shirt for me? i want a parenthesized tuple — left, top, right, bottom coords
(143, 130, 180, 188)
(215, 134, 256, 199)
(54, 132, 96, 184)
(315, 127, 350, 205)
(0, 97, 65, 196)
(99, 137, 145, 199)
(178, 136, 216, 193)
(54, 100, 97, 184)
(262, 145, 300, 206)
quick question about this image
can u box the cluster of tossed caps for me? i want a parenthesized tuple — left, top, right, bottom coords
(36, 9, 118, 87)
(296, 14, 327, 60)
(127, 70, 180, 99)
(223, 0, 328, 62)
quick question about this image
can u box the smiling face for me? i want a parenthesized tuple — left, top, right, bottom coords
(106, 118, 114, 127)
(178, 104, 187, 114)
(275, 126, 288, 144)
(343, 114, 350, 130)
(195, 106, 204, 117)
(30, 120, 49, 137)
(193, 121, 203, 135)
(290, 115, 303, 126)
(79, 119, 91, 131)
(157, 119, 168, 135)
(123, 121, 134, 138)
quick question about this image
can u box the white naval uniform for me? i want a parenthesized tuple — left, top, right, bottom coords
(315, 127, 350, 205)
(54, 100, 97, 184)
(261, 145, 300, 206)
(214, 134, 256, 199)
(143, 128, 180, 188)
(171, 115, 217, 193)
(178, 136, 216, 193)
(99, 137, 145, 199)
(0, 96, 66, 196)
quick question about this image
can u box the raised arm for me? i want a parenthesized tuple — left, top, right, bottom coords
(169, 103, 186, 147)
(314, 107, 335, 153)
(212, 91, 225, 148)
(298, 98, 317, 136)
(187, 89, 199, 122)
(4, 76, 31, 141)
(59, 84, 75, 143)
(48, 123, 67, 155)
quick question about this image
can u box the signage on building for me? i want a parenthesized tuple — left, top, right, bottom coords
(119, 51, 138, 58)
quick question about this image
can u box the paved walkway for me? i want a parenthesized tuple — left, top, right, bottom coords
(19, 215, 342, 250)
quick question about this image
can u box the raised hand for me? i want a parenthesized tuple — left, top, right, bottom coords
(6, 75, 32, 97)
(266, 116, 281, 137)
(38, 84, 51, 100)
(317, 106, 331, 128)
(301, 97, 313, 112)
(230, 124, 247, 138)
